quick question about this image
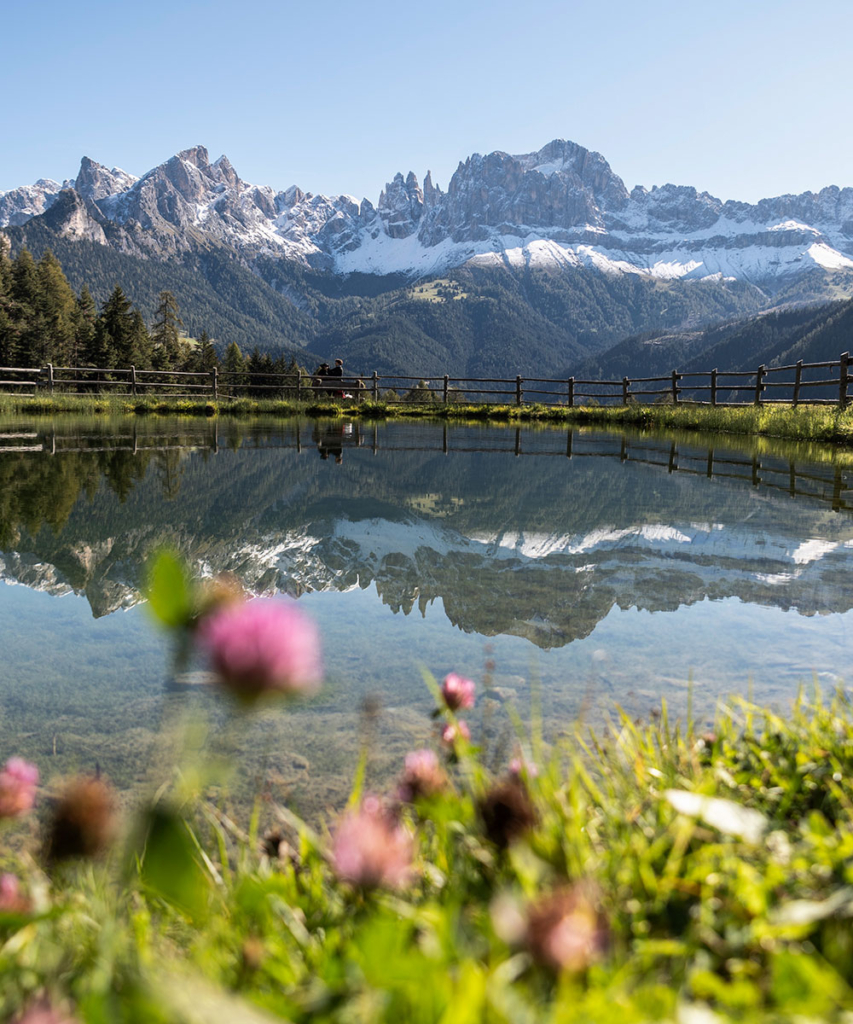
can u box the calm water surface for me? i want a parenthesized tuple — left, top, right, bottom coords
(1, 415, 852, 816)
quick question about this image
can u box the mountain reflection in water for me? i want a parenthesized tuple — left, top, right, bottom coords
(1, 415, 853, 817)
(2, 417, 852, 638)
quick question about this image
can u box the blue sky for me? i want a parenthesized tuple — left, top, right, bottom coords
(2, 0, 851, 204)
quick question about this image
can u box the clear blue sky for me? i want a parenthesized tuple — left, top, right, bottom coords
(2, 0, 851, 205)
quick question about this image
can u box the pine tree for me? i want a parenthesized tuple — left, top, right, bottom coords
(0, 234, 16, 366)
(37, 250, 78, 366)
(151, 291, 183, 369)
(10, 249, 44, 367)
(99, 285, 136, 367)
(223, 341, 246, 395)
(73, 286, 97, 367)
(127, 309, 153, 368)
(196, 330, 219, 372)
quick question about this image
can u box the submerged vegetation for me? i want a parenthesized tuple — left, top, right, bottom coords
(4, 391, 853, 446)
(2, 556, 853, 1021)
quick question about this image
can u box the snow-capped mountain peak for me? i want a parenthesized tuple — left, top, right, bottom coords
(3, 138, 853, 286)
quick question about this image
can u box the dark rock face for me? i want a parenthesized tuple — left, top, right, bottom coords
(419, 140, 629, 246)
(377, 171, 424, 238)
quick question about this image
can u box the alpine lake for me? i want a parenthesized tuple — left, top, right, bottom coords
(2, 414, 853, 824)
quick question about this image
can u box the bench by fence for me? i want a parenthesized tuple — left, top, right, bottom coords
(1, 353, 851, 407)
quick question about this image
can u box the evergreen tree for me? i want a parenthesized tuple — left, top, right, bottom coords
(98, 285, 136, 367)
(10, 249, 44, 367)
(86, 319, 116, 370)
(127, 309, 153, 368)
(151, 290, 183, 369)
(37, 250, 78, 366)
(223, 341, 246, 396)
(0, 234, 17, 366)
(72, 286, 97, 367)
(195, 330, 219, 372)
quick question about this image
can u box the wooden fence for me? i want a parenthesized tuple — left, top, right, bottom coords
(0, 353, 851, 406)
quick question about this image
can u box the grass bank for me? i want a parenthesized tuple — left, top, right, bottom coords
(3, 391, 853, 445)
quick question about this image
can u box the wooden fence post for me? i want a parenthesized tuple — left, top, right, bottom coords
(516, 376, 523, 407)
(568, 377, 574, 408)
(46, 363, 54, 394)
(755, 364, 766, 405)
(211, 367, 218, 400)
(443, 374, 449, 404)
(130, 365, 137, 397)
(710, 369, 717, 407)
(793, 360, 803, 407)
(622, 377, 629, 406)
(839, 352, 849, 408)
(372, 370, 379, 400)
(296, 371, 302, 402)
(671, 370, 679, 405)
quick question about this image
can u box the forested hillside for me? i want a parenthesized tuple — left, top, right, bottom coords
(0, 237, 309, 384)
(3, 217, 779, 377)
(573, 298, 853, 384)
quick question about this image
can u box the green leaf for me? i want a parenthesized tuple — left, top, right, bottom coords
(147, 549, 193, 629)
(138, 805, 211, 919)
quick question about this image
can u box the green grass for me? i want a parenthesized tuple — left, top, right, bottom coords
(4, 391, 853, 445)
(6, 677, 853, 1022)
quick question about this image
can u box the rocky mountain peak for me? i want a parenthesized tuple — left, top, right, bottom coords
(377, 171, 423, 238)
(39, 188, 108, 244)
(176, 145, 212, 170)
(74, 156, 138, 202)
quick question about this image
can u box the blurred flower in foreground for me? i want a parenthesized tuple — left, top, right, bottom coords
(13, 999, 78, 1024)
(197, 598, 322, 700)
(195, 572, 245, 620)
(0, 758, 39, 818)
(441, 672, 476, 711)
(441, 720, 471, 747)
(509, 754, 539, 780)
(0, 873, 30, 913)
(525, 886, 608, 973)
(397, 749, 447, 803)
(44, 776, 116, 865)
(478, 778, 536, 850)
(332, 795, 413, 889)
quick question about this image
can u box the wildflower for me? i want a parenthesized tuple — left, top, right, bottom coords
(195, 572, 245, 620)
(509, 754, 539, 779)
(525, 886, 607, 973)
(44, 776, 116, 864)
(331, 795, 413, 889)
(478, 778, 536, 850)
(13, 998, 78, 1024)
(261, 828, 300, 867)
(0, 873, 30, 913)
(441, 720, 471, 746)
(397, 749, 447, 803)
(0, 758, 39, 818)
(197, 598, 322, 700)
(441, 672, 476, 711)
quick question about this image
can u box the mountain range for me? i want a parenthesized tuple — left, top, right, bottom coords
(3, 140, 853, 375)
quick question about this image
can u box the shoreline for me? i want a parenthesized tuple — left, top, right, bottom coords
(3, 394, 853, 446)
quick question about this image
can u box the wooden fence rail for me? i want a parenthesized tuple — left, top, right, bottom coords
(0, 354, 851, 407)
